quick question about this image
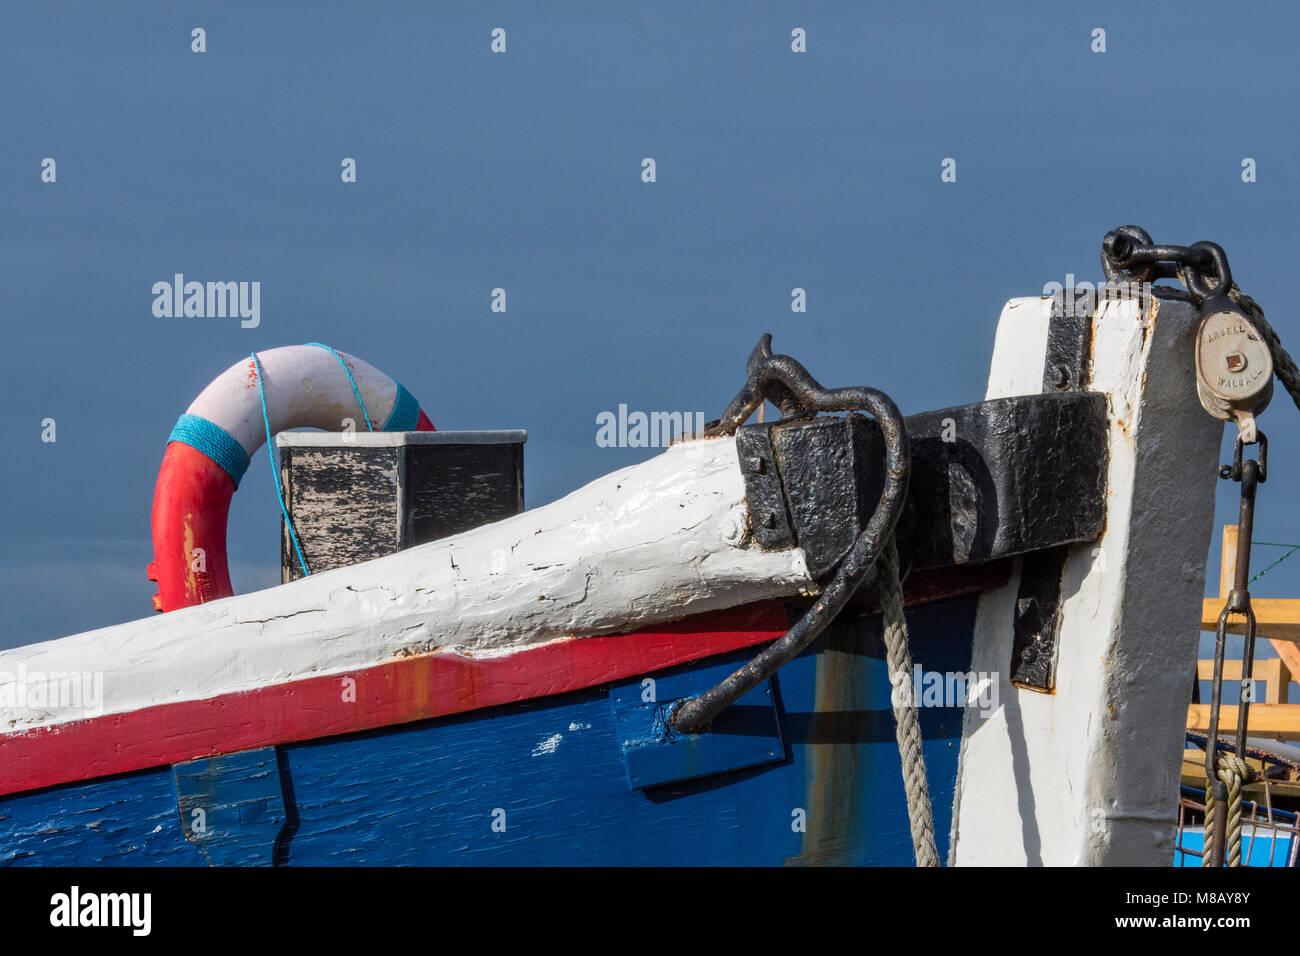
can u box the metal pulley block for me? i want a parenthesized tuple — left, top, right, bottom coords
(1189, 244, 1273, 442)
(1196, 303, 1274, 441)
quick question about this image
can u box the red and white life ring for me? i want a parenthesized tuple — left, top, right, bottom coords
(146, 345, 434, 612)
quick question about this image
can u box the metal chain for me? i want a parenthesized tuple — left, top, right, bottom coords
(1102, 226, 1300, 412)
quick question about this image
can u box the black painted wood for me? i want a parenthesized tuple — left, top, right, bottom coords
(279, 433, 525, 582)
(405, 443, 523, 546)
(1010, 545, 1068, 691)
(743, 392, 1108, 580)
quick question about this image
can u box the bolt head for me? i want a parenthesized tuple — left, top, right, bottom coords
(1225, 352, 1247, 373)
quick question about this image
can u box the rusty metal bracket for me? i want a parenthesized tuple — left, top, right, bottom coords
(739, 415, 883, 579)
(737, 392, 1108, 582)
(734, 426, 796, 551)
(1010, 546, 1068, 691)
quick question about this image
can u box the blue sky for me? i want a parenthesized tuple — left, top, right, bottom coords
(3, 1, 1299, 658)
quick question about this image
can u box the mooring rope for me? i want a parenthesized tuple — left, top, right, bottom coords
(1231, 287, 1300, 415)
(879, 537, 940, 867)
(1203, 751, 1252, 867)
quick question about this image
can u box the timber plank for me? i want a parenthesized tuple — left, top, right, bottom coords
(1187, 703, 1300, 740)
(1201, 598, 1300, 643)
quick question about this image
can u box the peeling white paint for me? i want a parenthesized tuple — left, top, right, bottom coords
(0, 436, 815, 734)
(531, 734, 563, 756)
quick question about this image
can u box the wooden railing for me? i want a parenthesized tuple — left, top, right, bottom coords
(1189, 524, 1300, 743)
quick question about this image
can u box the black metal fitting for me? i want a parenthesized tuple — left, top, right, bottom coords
(670, 336, 909, 735)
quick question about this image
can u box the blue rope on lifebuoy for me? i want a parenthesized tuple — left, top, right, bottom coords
(167, 413, 251, 487)
(307, 342, 375, 432)
(251, 351, 312, 577)
(308, 342, 417, 432)
(383, 381, 420, 432)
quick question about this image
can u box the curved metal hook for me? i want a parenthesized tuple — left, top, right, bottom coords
(671, 336, 910, 734)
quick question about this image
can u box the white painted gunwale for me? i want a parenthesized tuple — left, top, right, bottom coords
(0, 436, 814, 734)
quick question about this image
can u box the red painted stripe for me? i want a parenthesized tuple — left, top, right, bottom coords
(0, 604, 789, 798)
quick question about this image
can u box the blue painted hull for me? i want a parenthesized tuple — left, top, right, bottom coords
(0, 597, 978, 866)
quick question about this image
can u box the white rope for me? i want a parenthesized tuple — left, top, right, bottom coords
(880, 538, 941, 867)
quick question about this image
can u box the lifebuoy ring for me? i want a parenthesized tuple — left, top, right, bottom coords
(147, 344, 434, 612)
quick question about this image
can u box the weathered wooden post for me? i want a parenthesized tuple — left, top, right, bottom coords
(276, 430, 526, 581)
(950, 291, 1222, 865)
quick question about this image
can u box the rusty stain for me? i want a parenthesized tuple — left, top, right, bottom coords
(787, 617, 869, 866)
